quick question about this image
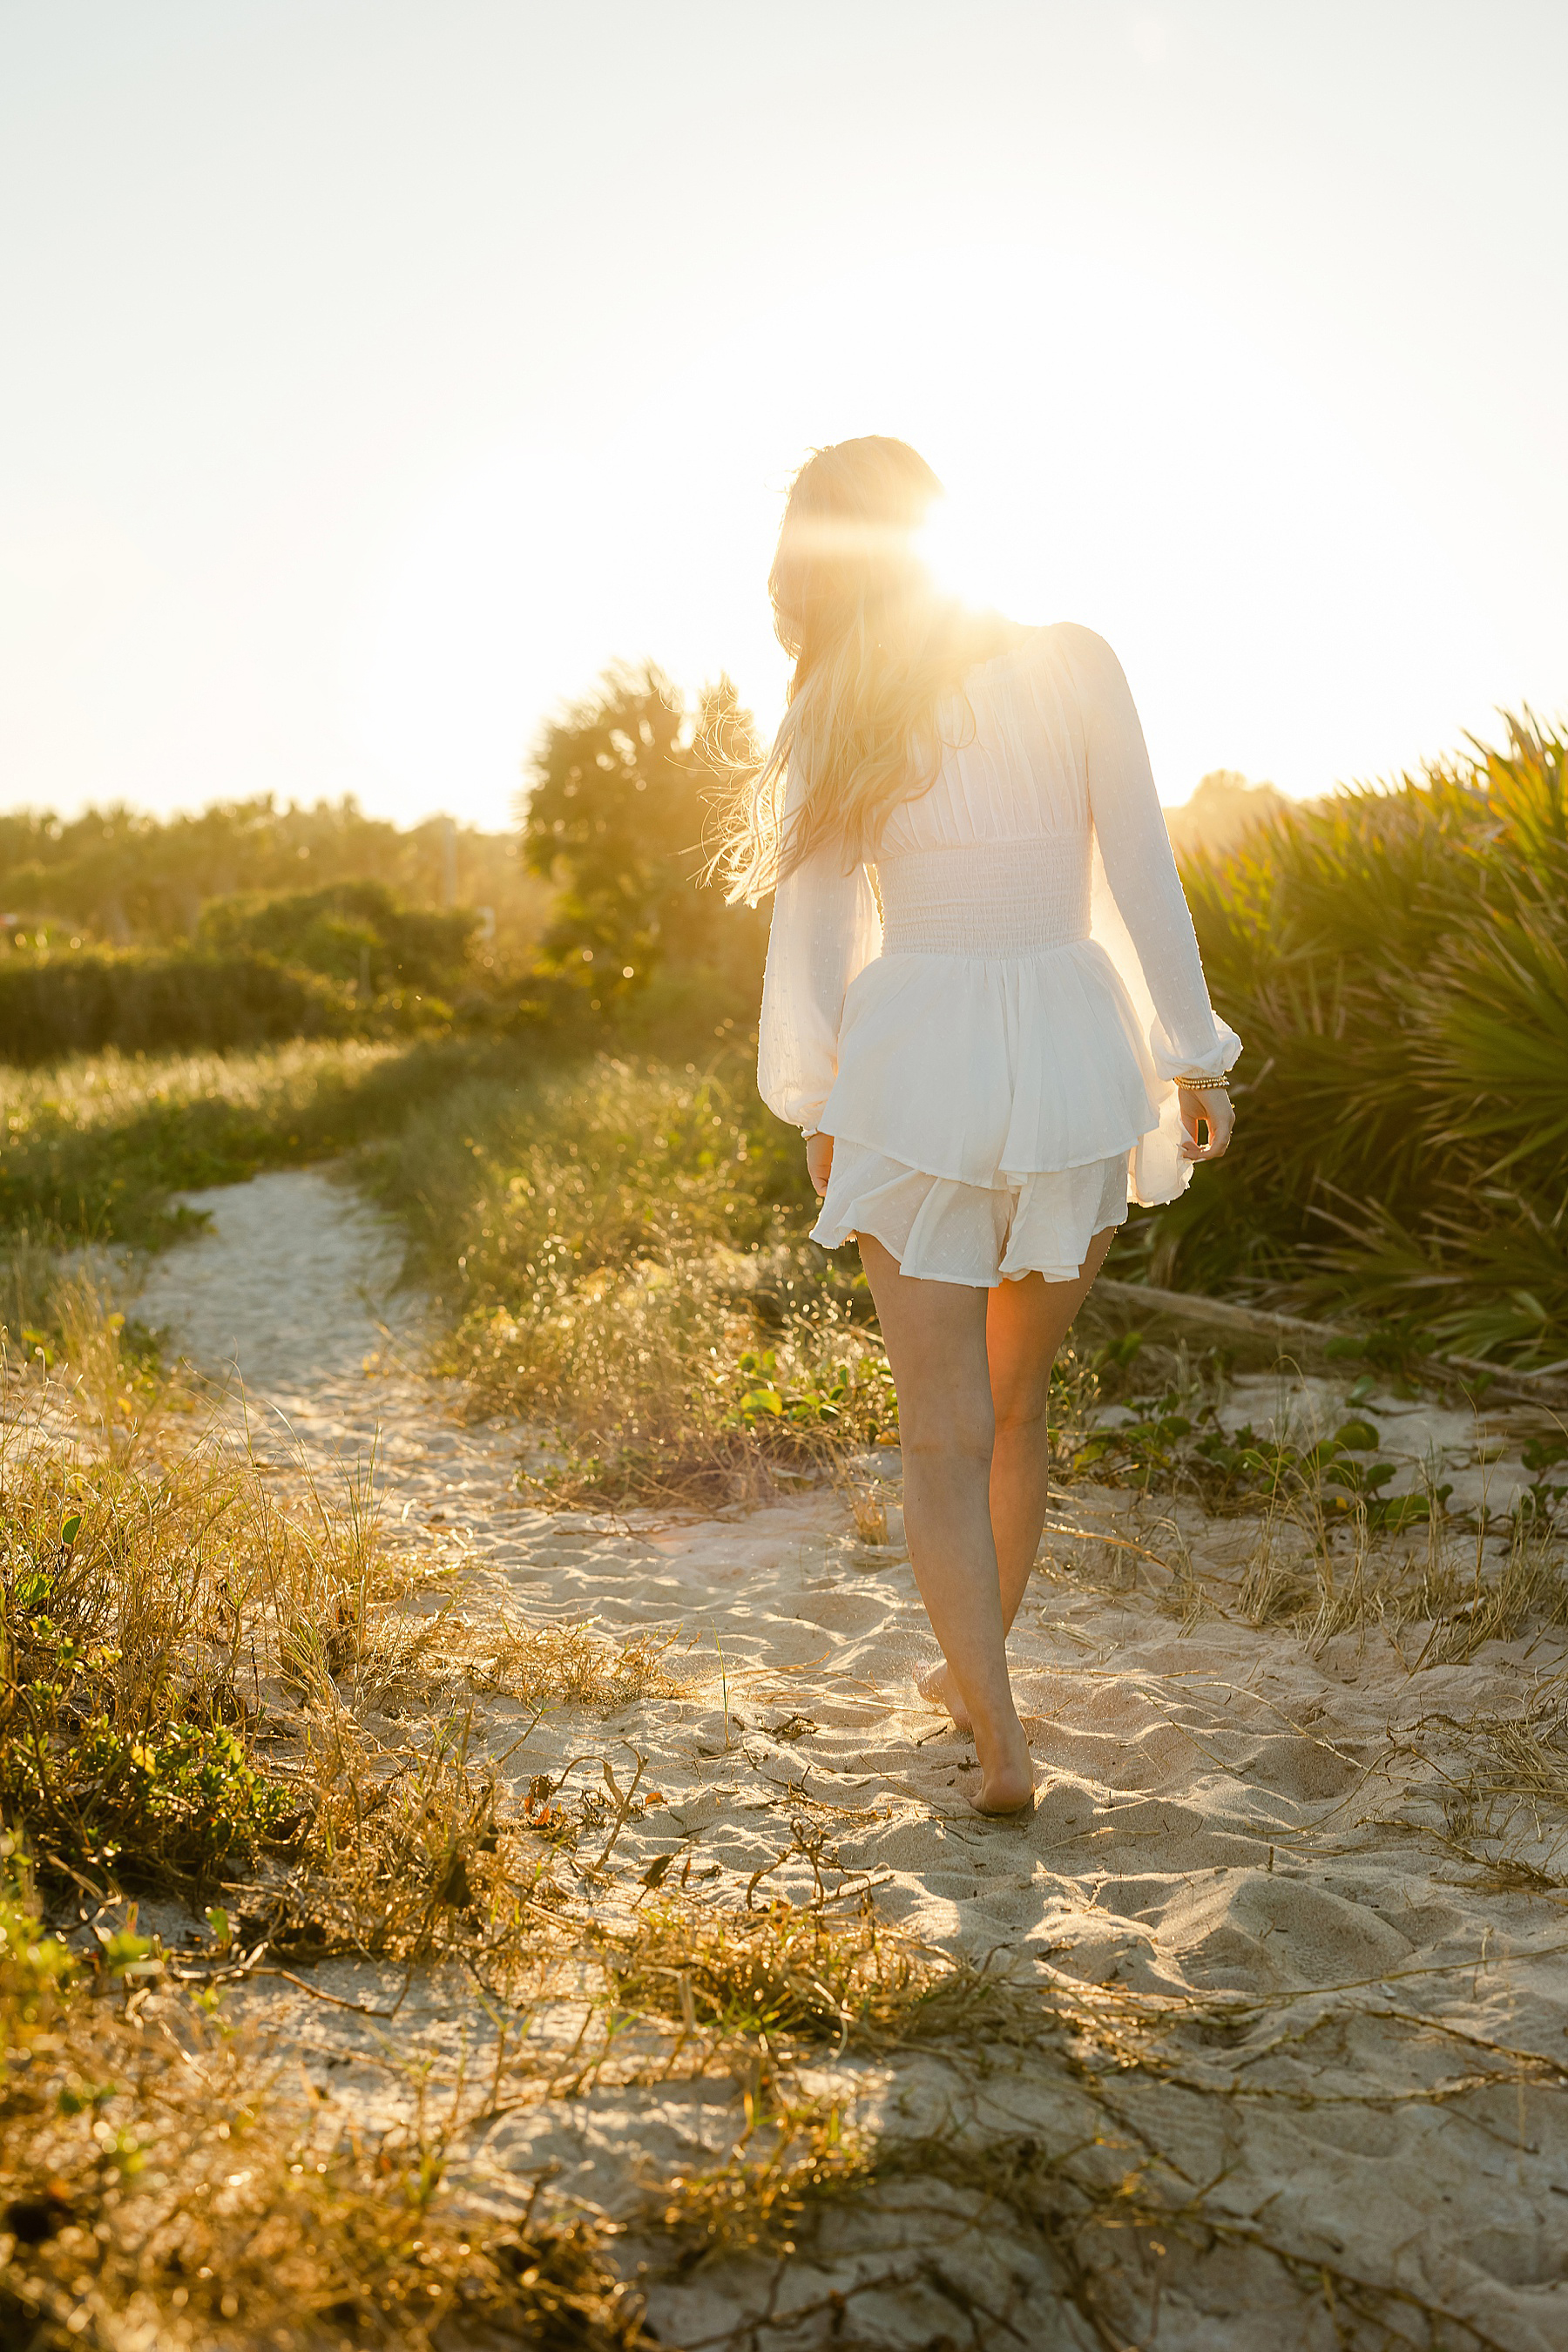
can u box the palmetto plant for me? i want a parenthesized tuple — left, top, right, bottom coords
(1140, 717, 1568, 1364)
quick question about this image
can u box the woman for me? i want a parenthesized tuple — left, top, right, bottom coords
(720, 437, 1238, 1815)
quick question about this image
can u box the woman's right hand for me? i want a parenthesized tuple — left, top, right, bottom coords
(806, 1132, 835, 1197)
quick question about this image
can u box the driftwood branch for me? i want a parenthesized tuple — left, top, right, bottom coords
(1092, 1277, 1568, 1410)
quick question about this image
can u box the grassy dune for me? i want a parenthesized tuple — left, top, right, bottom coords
(3, 1247, 1566, 2348)
(365, 1053, 898, 1501)
(0, 1034, 528, 1250)
(2, 720, 1566, 2348)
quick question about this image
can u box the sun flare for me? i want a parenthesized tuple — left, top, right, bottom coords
(916, 497, 1017, 612)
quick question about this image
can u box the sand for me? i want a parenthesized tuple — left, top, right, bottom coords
(124, 1169, 1568, 2349)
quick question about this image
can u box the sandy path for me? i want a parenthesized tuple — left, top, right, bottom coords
(133, 1169, 1568, 2350)
(135, 1166, 529, 1532)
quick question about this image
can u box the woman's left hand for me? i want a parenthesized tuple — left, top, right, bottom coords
(1178, 1084, 1233, 1162)
(806, 1132, 835, 1196)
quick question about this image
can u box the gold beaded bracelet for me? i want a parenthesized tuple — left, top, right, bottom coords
(1174, 1073, 1232, 1092)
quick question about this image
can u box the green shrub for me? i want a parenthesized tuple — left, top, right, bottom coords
(0, 1451, 301, 1891)
(0, 793, 550, 958)
(1137, 717, 1568, 1363)
(197, 878, 478, 994)
(0, 947, 370, 1065)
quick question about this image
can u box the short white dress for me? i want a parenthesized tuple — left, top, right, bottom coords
(757, 624, 1241, 1288)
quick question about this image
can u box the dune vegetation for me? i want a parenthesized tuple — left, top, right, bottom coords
(0, 703, 1565, 2349)
(3, 1202, 1566, 2346)
(7, 675, 1561, 1371)
(0, 1036, 526, 1252)
(367, 1053, 897, 1503)
(325, 706, 1568, 1523)
(0, 1309, 672, 2349)
(1155, 716, 1568, 1366)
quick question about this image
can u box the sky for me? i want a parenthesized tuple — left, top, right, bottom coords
(3, 1, 1566, 830)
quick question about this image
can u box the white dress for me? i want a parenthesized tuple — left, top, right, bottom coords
(757, 624, 1241, 1288)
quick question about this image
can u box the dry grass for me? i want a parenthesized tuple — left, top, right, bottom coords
(1383, 1673, 1568, 1891)
(365, 1056, 899, 1505)
(0, 1036, 496, 1254)
(1085, 1495, 1568, 1665)
(1407, 1517, 1568, 1665)
(3, 1830, 1524, 2352)
(0, 1281, 684, 2342)
(608, 1896, 945, 2060)
(1469, 1680, 1568, 1809)
(1043, 1325, 1568, 1665)
(3, 1241, 1562, 2347)
(0, 1274, 675, 1952)
(612, 1907, 1538, 2349)
(253, 1707, 558, 1966)
(0, 1852, 649, 2352)
(846, 1481, 893, 1545)
(1234, 1510, 1315, 1625)
(429, 1613, 682, 1714)
(496, 1268, 895, 1509)
(2, 1867, 1051, 2350)
(0, 1409, 325, 1892)
(644, 2100, 874, 2274)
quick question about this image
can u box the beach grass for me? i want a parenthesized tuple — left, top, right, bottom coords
(4, 1220, 1566, 2348)
(0, 1033, 531, 1253)
(364, 1051, 900, 1502)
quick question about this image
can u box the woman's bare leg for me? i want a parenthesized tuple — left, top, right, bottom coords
(917, 1227, 1119, 1732)
(855, 1235, 1034, 1814)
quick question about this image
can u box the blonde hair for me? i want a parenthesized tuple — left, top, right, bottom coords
(716, 437, 1013, 902)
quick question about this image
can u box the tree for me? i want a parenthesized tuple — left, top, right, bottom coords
(518, 663, 766, 1010)
(0, 797, 548, 959)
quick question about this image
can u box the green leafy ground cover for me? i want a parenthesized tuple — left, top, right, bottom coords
(1061, 1324, 1568, 1537)
(1067, 1348, 1450, 1531)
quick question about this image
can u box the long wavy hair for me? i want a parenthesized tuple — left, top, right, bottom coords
(716, 437, 1014, 903)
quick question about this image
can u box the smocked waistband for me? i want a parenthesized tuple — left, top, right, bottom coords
(875, 834, 1091, 956)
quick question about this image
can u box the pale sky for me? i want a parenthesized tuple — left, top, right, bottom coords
(3, 2, 1566, 828)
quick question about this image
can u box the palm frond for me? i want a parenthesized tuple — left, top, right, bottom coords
(1142, 715, 1568, 1362)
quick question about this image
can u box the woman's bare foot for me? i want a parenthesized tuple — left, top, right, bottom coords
(917, 1659, 973, 1732)
(919, 1662, 1031, 1808)
(970, 1718, 1036, 1815)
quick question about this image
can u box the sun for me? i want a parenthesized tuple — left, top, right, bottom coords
(917, 497, 992, 604)
(915, 492, 1046, 621)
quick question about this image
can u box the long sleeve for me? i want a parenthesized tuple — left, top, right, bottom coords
(1066, 625, 1241, 1084)
(757, 827, 882, 1134)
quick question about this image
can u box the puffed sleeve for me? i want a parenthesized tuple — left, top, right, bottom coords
(1064, 625, 1241, 1084)
(757, 804, 882, 1135)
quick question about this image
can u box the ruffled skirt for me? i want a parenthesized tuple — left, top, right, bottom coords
(808, 934, 1170, 1288)
(812, 1143, 1129, 1288)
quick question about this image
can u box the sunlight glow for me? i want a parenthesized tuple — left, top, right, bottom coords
(916, 496, 1035, 618)
(342, 244, 1504, 819)
(4, 13, 1565, 827)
